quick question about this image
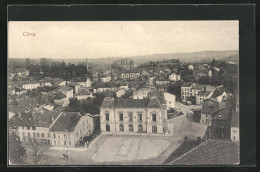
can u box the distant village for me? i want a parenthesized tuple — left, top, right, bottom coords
(8, 56, 239, 165)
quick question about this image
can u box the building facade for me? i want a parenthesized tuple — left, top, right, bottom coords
(100, 96, 168, 134)
(163, 92, 176, 110)
(49, 112, 94, 147)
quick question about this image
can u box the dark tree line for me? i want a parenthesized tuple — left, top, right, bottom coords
(66, 93, 106, 114)
(26, 58, 93, 81)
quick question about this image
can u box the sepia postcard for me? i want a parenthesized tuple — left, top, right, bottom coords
(8, 20, 240, 166)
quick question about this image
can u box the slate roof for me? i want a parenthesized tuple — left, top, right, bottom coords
(100, 97, 115, 108)
(148, 96, 163, 108)
(78, 89, 91, 96)
(9, 112, 36, 127)
(51, 78, 65, 85)
(58, 86, 73, 93)
(8, 105, 25, 113)
(231, 110, 239, 127)
(197, 91, 212, 97)
(115, 99, 149, 108)
(93, 82, 119, 89)
(212, 88, 226, 98)
(101, 96, 164, 109)
(171, 140, 239, 165)
(31, 107, 59, 128)
(50, 112, 82, 132)
(54, 91, 66, 100)
(182, 83, 193, 87)
(201, 100, 219, 114)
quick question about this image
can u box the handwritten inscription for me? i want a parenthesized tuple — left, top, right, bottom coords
(23, 32, 36, 37)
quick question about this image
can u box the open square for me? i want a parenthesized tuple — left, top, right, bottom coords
(92, 138, 170, 162)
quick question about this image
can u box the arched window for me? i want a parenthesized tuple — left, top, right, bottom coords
(120, 124, 124, 132)
(106, 124, 110, 132)
(129, 125, 133, 132)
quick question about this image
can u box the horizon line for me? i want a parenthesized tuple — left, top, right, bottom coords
(8, 49, 239, 59)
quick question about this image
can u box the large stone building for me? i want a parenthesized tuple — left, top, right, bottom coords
(100, 96, 168, 134)
(49, 112, 94, 147)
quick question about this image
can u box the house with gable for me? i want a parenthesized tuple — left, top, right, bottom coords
(49, 112, 94, 147)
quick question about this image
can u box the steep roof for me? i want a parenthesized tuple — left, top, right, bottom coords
(50, 112, 82, 132)
(197, 91, 212, 97)
(78, 89, 91, 96)
(54, 91, 66, 100)
(201, 100, 219, 114)
(212, 88, 226, 98)
(171, 140, 239, 165)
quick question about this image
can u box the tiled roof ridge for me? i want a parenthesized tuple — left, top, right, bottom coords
(49, 112, 63, 129)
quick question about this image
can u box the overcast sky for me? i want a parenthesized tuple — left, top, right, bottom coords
(8, 21, 239, 59)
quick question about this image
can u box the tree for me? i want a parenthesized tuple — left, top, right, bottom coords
(211, 58, 216, 67)
(26, 139, 48, 165)
(9, 128, 26, 165)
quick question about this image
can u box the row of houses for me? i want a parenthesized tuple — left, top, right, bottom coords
(10, 109, 94, 147)
(200, 93, 239, 142)
(181, 83, 225, 104)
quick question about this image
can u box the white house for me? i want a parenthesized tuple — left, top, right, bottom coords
(76, 89, 93, 100)
(188, 65, 194, 70)
(58, 86, 74, 101)
(116, 88, 126, 98)
(22, 82, 41, 90)
(49, 112, 94, 147)
(169, 73, 180, 81)
(163, 92, 176, 110)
